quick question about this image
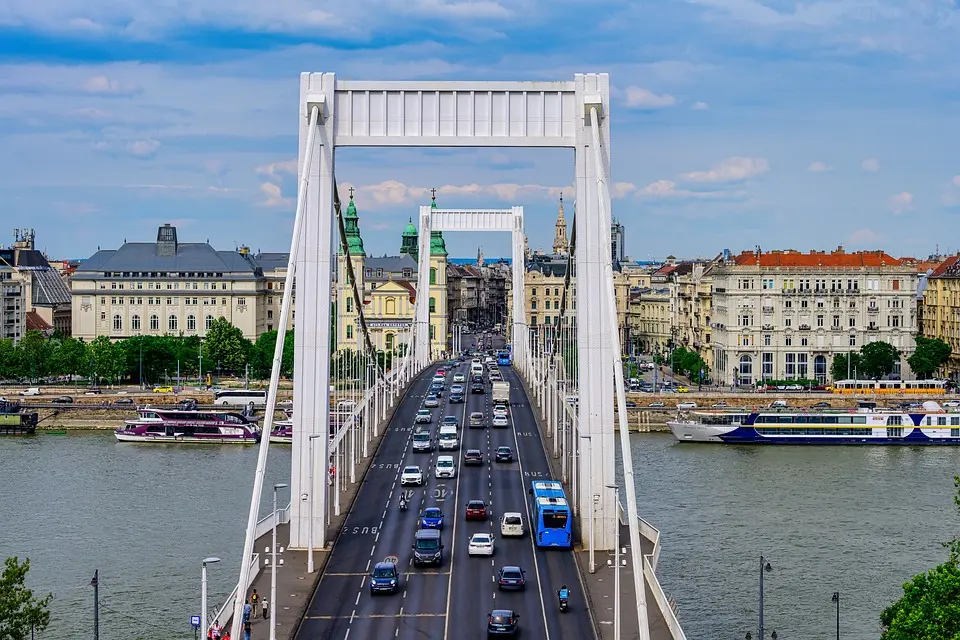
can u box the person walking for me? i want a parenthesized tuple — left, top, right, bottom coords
(242, 598, 253, 623)
(250, 589, 259, 615)
(243, 618, 252, 640)
(210, 620, 222, 640)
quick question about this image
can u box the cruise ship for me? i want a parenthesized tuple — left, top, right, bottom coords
(115, 407, 261, 443)
(667, 401, 960, 445)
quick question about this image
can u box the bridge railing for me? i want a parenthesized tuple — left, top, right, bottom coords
(637, 515, 687, 640)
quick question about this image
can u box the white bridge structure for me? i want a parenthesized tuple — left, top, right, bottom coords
(226, 73, 687, 640)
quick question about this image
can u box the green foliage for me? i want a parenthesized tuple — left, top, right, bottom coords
(88, 335, 121, 384)
(0, 338, 19, 380)
(250, 330, 294, 379)
(0, 557, 52, 640)
(909, 336, 952, 379)
(202, 318, 249, 372)
(16, 331, 51, 382)
(860, 341, 901, 380)
(831, 352, 862, 381)
(668, 347, 710, 384)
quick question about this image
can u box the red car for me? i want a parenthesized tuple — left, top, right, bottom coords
(465, 500, 487, 520)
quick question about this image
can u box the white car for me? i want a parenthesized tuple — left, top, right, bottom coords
(468, 532, 495, 556)
(415, 409, 432, 424)
(677, 402, 697, 410)
(492, 405, 508, 417)
(945, 400, 960, 408)
(500, 512, 525, 537)
(435, 455, 456, 479)
(491, 415, 509, 428)
(400, 465, 424, 486)
(453, 373, 466, 383)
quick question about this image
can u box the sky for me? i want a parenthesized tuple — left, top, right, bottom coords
(1, 1, 959, 261)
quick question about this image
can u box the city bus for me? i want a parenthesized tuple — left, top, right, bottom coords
(528, 480, 572, 548)
(213, 389, 267, 406)
(497, 349, 512, 366)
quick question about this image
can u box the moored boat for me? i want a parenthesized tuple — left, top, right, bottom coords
(115, 407, 260, 444)
(668, 400, 960, 445)
(269, 420, 293, 443)
(0, 399, 38, 436)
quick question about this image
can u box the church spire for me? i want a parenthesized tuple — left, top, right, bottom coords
(340, 187, 366, 257)
(429, 188, 448, 257)
(400, 216, 418, 262)
(552, 192, 569, 256)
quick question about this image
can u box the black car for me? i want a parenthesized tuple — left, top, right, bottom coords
(450, 392, 464, 404)
(464, 449, 483, 465)
(495, 446, 513, 463)
(51, 396, 73, 404)
(812, 402, 832, 408)
(114, 398, 135, 405)
(487, 609, 520, 637)
(496, 566, 526, 591)
(178, 398, 198, 410)
(430, 383, 444, 397)
(471, 382, 485, 394)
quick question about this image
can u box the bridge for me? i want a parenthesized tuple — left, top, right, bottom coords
(216, 72, 687, 640)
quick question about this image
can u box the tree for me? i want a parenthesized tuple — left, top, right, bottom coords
(881, 476, 960, 638)
(50, 337, 88, 380)
(0, 557, 52, 640)
(16, 331, 51, 382)
(0, 338, 18, 380)
(203, 318, 249, 373)
(88, 335, 119, 384)
(831, 352, 860, 381)
(909, 336, 952, 379)
(860, 340, 900, 380)
(250, 330, 293, 379)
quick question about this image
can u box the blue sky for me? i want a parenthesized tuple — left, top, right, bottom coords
(2, 0, 959, 261)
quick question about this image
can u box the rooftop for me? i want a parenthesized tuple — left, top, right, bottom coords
(729, 247, 905, 268)
(929, 254, 960, 279)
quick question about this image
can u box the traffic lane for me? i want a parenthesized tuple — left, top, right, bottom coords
(296, 368, 437, 639)
(504, 369, 595, 640)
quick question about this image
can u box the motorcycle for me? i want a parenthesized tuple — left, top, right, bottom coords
(399, 496, 408, 512)
(558, 591, 569, 613)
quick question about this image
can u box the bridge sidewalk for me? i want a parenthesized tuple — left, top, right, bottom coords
(515, 374, 674, 640)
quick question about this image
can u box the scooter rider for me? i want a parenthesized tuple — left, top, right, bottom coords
(399, 493, 407, 510)
(558, 584, 570, 602)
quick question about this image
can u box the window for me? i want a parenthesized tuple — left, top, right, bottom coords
(763, 334, 771, 346)
(187, 315, 196, 331)
(849, 335, 857, 347)
(738, 355, 753, 384)
(346, 325, 353, 339)
(237, 298, 246, 306)
(785, 318, 792, 327)
(267, 324, 273, 332)
(376, 268, 383, 278)
(429, 297, 436, 313)
(785, 336, 792, 346)
(402, 269, 412, 278)
(267, 310, 273, 320)
(762, 352, 774, 379)
(100, 297, 106, 305)
(113, 314, 123, 331)
(385, 333, 395, 350)
(168, 315, 178, 331)
(798, 353, 808, 378)
(385, 298, 396, 315)
(149, 314, 159, 331)
(892, 279, 900, 291)
(817, 315, 824, 327)
(430, 268, 437, 285)
(531, 301, 537, 310)
(131, 315, 141, 331)
(849, 317, 855, 327)
(100, 312, 106, 321)
(785, 353, 796, 377)
(167, 298, 173, 305)
(814, 355, 827, 383)
(205, 315, 214, 330)
(429, 325, 435, 339)
(801, 337, 808, 346)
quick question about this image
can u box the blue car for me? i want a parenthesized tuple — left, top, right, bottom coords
(419, 507, 445, 530)
(369, 560, 401, 595)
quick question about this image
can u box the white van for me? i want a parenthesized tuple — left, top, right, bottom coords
(438, 425, 459, 450)
(435, 455, 456, 479)
(20, 387, 40, 396)
(500, 512, 525, 537)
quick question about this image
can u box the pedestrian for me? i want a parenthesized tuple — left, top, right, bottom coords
(211, 619, 222, 640)
(222, 631, 231, 640)
(250, 588, 259, 614)
(242, 598, 252, 622)
(243, 618, 252, 640)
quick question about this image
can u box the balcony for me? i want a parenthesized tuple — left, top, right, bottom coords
(867, 324, 879, 331)
(762, 306, 774, 314)
(867, 306, 879, 313)
(799, 324, 811, 331)
(762, 324, 773, 330)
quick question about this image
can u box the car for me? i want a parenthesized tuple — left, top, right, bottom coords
(495, 446, 513, 463)
(424, 394, 440, 408)
(450, 384, 464, 395)
(401, 465, 424, 486)
(449, 392, 465, 404)
(453, 373, 466, 383)
(624, 400, 637, 408)
(429, 383, 444, 397)
(469, 412, 485, 428)
(412, 529, 443, 566)
(649, 401, 665, 408)
(465, 500, 487, 520)
(114, 398, 135, 405)
(419, 507, 445, 530)
(19, 388, 41, 396)
(471, 374, 483, 384)
(712, 401, 729, 408)
(442, 416, 460, 428)
(491, 415, 509, 428)
(500, 512, 524, 537)
(677, 402, 697, 410)
(51, 396, 74, 404)
(177, 398, 198, 410)
(468, 532, 495, 556)
(435, 369, 447, 377)
(435, 455, 456, 479)
(496, 566, 526, 591)
(489, 373, 502, 382)
(369, 560, 401, 595)
(464, 449, 484, 465)
(412, 430, 433, 452)
(492, 405, 508, 418)
(153, 386, 173, 393)
(415, 409, 432, 424)
(813, 401, 832, 408)
(677, 386, 690, 393)
(471, 382, 485, 394)
(84, 388, 103, 395)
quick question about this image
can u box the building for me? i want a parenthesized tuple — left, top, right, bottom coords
(71, 224, 283, 342)
(611, 218, 625, 265)
(921, 254, 960, 379)
(711, 247, 918, 386)
(446, 263, 481, 327)
(334, 191, 450, 357)
(1, 229, 72, 342)
(627, 286, 671, 354)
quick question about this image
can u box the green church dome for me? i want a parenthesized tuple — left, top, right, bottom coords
(340, 189, 366, 257)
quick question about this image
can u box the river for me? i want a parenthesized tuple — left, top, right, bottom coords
(1, 431, 957, 639)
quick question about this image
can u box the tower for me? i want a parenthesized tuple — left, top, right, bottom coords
(553, 193, 569, 256)
(400, 218, 418, 261)
(428, 189, 448, 357)
(337, 188, 366, 351)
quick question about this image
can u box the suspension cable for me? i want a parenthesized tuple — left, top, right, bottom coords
(550, 213, 577, 362)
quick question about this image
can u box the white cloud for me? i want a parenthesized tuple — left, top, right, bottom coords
(128, 139, 161, 158)
(81, 75, 141, 96)
(259, 182, 292, 208)
(681, 157, 769, 183)
(888, 191, 913, 214)
(636, 179, 745, 200)
(623, 87, 676, 109)
(952, 176, 960, 187)
(691, 101, 710, 110)
(415, 0, 511, 19)
(861, 157, 880, 172)
(807, 161, 833, 173)
(255, 160, 298, 179)
(847, 228, 882, 246)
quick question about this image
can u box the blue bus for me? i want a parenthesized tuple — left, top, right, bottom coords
(497, 349, 512, 366)
(529, 480, 572, 548)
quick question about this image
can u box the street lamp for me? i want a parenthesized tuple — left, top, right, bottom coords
(201, 556, 220, 637)
(267, 483, 288, 640)
(606, 483, 620, 640)
(759, 555, 773, 639)
(832, 591, 840, 640)
(307, 434, 323, 573)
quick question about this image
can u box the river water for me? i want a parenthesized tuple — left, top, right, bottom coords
(1, 431, 956, 639)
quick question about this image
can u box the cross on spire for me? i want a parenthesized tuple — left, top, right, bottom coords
(431, 187, 437, 200)
(349, 186, 355, 199)
(559, 191, 563, 203)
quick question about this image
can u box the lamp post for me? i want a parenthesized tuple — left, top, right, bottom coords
(759, 555, 773, 639)
(269, 483, 288, 640)
(832, 591, 840, 640)
(606, 484, 620, 640)
(307, 435, 323, 573)
(201, 557, 220, 636)
(579, 434, 595, 573)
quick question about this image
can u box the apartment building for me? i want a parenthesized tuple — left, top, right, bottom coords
(711, 247, 918, 385)
(1, 229, 72, 342)
(921, 254, 960, 379)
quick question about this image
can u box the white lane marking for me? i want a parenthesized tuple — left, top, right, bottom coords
(510, 387, 552, 640)
(365, 559, 371, 572)
(350, 609, 356, 623)
(345, 628, 351, 639)
(355, 592, 361, 606)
